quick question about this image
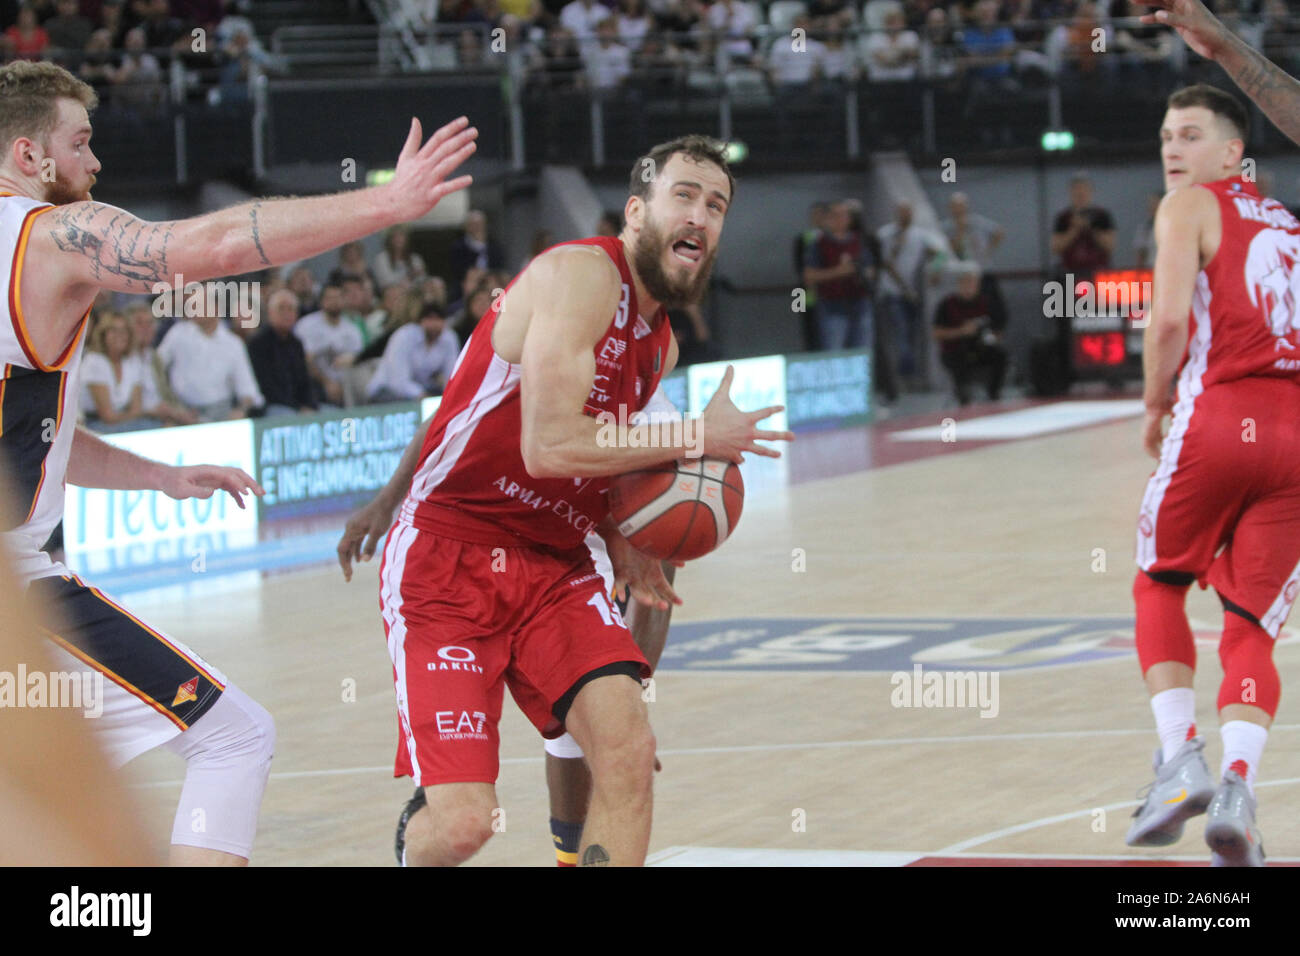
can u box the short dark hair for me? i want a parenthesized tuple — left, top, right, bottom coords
(628, 134, 735, 205)
(418, 301, 444, 321)
(1167, 84, 1249, 141)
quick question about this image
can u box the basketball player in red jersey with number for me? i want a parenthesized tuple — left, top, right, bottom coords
(360, 135, 791, 867)
(1126, 85, 1300, 866)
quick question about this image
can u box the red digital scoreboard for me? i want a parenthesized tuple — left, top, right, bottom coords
(1069, 269, 1152, 372)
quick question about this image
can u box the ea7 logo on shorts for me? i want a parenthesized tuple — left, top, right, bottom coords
(436, 710, 489, 740)
(428, 646, 484, 675)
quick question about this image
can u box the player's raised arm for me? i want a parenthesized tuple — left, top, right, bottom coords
(1140, 0, 1300, 147)
(36, 117, 477, 296)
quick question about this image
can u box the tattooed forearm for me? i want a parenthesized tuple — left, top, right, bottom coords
(49, 204, 175, 290)
(249, 202, 271, 267)
(1222, 34, 1300, 147)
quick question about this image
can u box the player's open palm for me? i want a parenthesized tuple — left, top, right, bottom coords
(388, 116, 479, 221)
(699, 365, 794, 463)
(1136, 0, 1227, 60)
(160, 465, 264, 510)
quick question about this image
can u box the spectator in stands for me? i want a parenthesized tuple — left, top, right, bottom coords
(339, 275, 375, 347)
(365, 279, 412, 342)
(156, 289, 265, 421)
(373, 224, 427, 290)
(359, 285, 425, 362)
(247, 288, 317, 418)
(530, 25, 587, 91)
(863, 4, 920, 82)
(586, 16, 632, 90)
(453, 279, 496, 341)
(6, 5, 49, 61)
(421, 275, 449, 310)
(173, 0, 224, 33)
(817, 19, 858, 84)
(366, 301, 460, 403)
(99, 0, 126, 47)
(794, 200, 829, 351)
(560, 0, 610, 45)
(521, 228, 555, 269)
(78, 29, 116, 95)
(877, 199, 948, 378)
(767, 13, 822, 94)
(961, 0, 1017, 90)
(596, 210, 622, 236)
(804, 200, 877, 352)
(45, 0, 93, 67)
(287, 265, 319, 316)
(617, 0, 650, 51)
(942, 191, 1006, 314)
(1046, 2, 1115, 91)
(1111, 0, 1180, 82)
(932, 263, 1007, 405)
(327, 240, 379, 292)
(82, 311, 159, 431)
(704, 0, 758, 65)
(449, 210, 505, 302)
(1051, 172, 1116, 279)
(295, 284, 362, 407)
(217, 15, 273, 104)
(127, 301, 198, 425)
(458, 27, 486, 67)
(919, 6, 961, 85)
(112, 27, 163, 116)
(137, 0, 188, 61)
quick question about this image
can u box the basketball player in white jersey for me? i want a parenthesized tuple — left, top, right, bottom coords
(0, 60, 477, 864)
(338, 384, 683, 866)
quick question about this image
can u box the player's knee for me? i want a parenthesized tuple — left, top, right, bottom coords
(440, 805, 496, 862)
(586, 723, 656, 795)
(1218, 612, 1281, 716)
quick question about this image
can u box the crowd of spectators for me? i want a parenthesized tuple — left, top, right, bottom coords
(388, 0, 1299, 95)
(0, 0, 274, 112)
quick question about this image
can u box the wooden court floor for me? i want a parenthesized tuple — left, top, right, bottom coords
(117, 405, 1300, 865)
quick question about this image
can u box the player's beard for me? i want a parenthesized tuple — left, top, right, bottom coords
(44, 168, 94, 205)
(632, 211, 716, 310)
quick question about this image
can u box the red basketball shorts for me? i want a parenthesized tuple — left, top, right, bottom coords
(1136, 377, 1300, 638)
(378, 520, 650, 786)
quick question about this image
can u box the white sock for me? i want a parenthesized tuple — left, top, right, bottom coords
(1220, 720, 1268, 795)
(1150, 687, 1196, 763)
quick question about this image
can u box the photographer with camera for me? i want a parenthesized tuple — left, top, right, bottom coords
(932, 262, 1007, 406)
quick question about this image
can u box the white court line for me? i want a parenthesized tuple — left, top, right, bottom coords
(937, 774, 1300, 855)
(129, 723, 1300, 789)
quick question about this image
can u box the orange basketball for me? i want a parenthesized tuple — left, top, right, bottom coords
(606, 457, 744, 561)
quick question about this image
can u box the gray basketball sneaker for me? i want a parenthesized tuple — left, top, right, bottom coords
(1205, 771, 1266, 867)
(1125, 736, 1215, 847)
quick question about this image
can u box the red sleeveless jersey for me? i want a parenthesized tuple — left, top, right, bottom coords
(398, 236, 673, 549)
(1179, 175, 1300, 397)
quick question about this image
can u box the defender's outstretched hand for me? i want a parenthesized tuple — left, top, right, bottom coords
(1136, 0, 1229, 61)
(160, 465, 264, 510)
(388, 116, 479, 221)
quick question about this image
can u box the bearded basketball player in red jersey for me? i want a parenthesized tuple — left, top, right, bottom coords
(369, 135, 791, 867)
(1126, 85, 1300, 866)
